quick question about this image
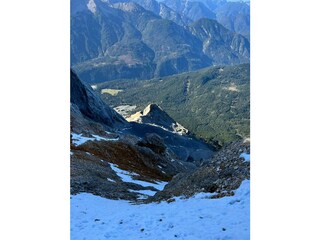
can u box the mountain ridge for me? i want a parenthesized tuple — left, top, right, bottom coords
(71, 0, 250, 84)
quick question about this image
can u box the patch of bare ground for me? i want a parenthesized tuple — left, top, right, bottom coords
(72, 140, 172, 182)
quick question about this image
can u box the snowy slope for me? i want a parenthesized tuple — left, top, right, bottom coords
(71, 180, 250, 240)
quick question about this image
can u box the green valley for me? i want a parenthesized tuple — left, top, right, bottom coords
(95, 63, 250, 144)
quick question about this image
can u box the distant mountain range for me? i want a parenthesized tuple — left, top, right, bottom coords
(71, 0, 250, 84)
(162, 0, 250, 38)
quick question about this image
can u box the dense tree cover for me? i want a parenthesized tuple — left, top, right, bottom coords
(96, 64, 250, 144)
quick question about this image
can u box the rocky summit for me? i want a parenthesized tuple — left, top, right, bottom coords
(127, 103, 189, 135)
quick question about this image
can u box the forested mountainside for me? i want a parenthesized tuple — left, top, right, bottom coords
(71, 0, 249, 84)
(95, 64, 250, 144)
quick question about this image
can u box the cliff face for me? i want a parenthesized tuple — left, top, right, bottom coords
(71, 70, 127, 128)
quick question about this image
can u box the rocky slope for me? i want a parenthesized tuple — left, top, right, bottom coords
(71, 70, 127, 129)
(150, 141, 250, 202)
(71, 71, 216, 201)
(127, 104, 189, 135)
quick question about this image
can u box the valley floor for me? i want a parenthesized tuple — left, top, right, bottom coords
(71, 180, 250, 240)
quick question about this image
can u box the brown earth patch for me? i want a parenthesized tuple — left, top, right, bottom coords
(72, 140, 172, 182)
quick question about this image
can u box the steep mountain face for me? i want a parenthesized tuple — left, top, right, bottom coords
(71, 0, 250, 84)
(190, 18, 250, 64)
(163, 0, 216, 22)
(71, 71, 216, 200)
(130, 0, 191, 25)
(214, 1, 250, 39)
(96, 64, 250, 144)
(71, 69, 127, 128)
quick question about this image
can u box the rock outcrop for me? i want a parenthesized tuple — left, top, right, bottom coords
(71, 70, 127, 129)
(150, 141, 250, 202)
(127, 104, 189, 135)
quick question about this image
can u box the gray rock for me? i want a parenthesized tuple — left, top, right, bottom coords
(71, 70, 127, 128)
(137, 133, 167, 155)
(149, 141, 250, 202)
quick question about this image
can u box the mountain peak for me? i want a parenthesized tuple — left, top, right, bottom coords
(142, 103, 164, 115)
(127, 104, 189, 135)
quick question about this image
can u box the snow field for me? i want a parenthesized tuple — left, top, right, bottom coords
(71, 180, 250, 240)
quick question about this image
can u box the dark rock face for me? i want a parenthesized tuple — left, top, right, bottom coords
(70, 70, 127, 128)
(126, 122, 215, 163)
(137, 133, 167, 155)
(150, 141, 250, 202)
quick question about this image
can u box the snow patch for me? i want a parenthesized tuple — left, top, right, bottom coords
(71, 180, 250, 240)
(240, 153, 250, 162)
(107, 178, 116, 183)
(109, 163, 167, 191)
(71, 133, 119, 146)
(129, 189, 157, 199)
